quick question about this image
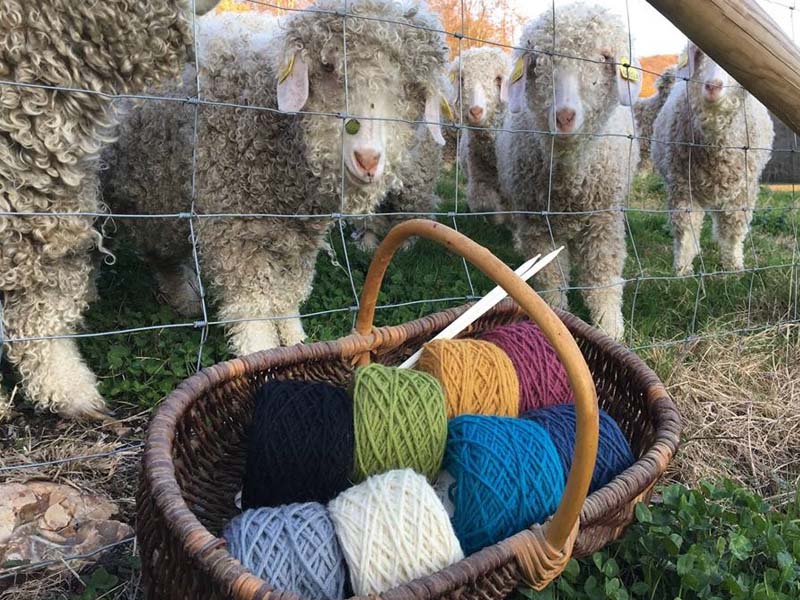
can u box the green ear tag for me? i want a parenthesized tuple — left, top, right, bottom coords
(510, 56, 525, 83)
(345, 118, 361, 135)
(278, 53, 295, 84)
(440, 97, 454, 121)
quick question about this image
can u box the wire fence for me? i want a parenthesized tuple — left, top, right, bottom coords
(1, 0, 798, 587)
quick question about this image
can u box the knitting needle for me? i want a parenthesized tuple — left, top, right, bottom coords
(400, 254, 541, 368)
(398, 246, 564, 369)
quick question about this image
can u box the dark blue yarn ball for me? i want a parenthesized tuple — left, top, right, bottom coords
(443, 415, 565, 555)
(523, 404, 635, 494)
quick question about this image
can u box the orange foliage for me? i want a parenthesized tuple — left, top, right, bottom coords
(639, 54, 678, 97)
(428, 0, 523, 57)
(216, 0, 308, 13)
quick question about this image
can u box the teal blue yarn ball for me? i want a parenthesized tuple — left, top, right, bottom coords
(443, 415, 565, 555)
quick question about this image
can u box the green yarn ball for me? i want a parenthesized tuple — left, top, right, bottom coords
(352, 363, 447, 482)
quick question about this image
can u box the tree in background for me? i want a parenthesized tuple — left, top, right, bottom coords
(639, 54, 677, 97)
(428, 0, 523, 56)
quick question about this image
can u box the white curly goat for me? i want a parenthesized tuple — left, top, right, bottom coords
(0, 0, 219, 420)
(651, 42, 774, 275)
(450, 47, 509, 218)
(496, 3, 642, 340)
(103, 0, 451, 357)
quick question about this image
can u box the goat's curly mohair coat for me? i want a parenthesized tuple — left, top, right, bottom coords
(634, 66, 675, 172)
(496, 3, 640, 340)
(104, 1, 450, 356)
(497, 4, 639, 338)
(651, 45, 774, 276)
(451, 47, 509, 219)
(0, 0, 197, 419)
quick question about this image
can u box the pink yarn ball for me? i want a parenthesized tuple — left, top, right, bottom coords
(480, 320, 574, 411)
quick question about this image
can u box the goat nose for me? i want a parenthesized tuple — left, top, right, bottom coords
(704, 79, 724, 99)
(468, 106, 484, 121)
(354, 149, 381, 174)
(556, 108, 576, 130)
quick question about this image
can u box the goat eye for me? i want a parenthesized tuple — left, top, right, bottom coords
(600, 51, 612, 62)
(321, 62, 334, 73)
(344, 118, 360, 135)
(495, 75, 503, 89)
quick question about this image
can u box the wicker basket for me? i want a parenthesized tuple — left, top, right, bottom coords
(137, 220, 682, 600)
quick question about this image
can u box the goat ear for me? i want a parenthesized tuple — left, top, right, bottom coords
(425, 93, 446, 145)
(505, 55, 528, 113)
(277, 52, 309, 113)
(676, 42, 696, 80)
(617, 56, 642, 106)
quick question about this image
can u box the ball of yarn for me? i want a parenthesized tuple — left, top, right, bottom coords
(417, 339, 520, 418)
(444, 415, 565, 555)
(328, 468, 463, 595)
(523, 404, 635, 493)
(223, 502, 347, 600)
(481, 320, 574, 411)
(351, 363, 447, 481)
(243, 379, 354, 509)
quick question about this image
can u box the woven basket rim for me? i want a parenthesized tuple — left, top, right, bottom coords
(141, 299, 682, 599)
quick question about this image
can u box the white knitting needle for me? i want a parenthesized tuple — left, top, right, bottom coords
(398, 245, 564, 369)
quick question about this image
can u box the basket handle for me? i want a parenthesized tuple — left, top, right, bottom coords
(354, 219, 598, 582)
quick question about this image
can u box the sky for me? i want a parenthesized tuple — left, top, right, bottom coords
(511, 0, 798, 56)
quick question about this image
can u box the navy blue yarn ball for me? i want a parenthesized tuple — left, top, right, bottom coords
(443, 415, 565, 555)
(523, 404, 635, 493)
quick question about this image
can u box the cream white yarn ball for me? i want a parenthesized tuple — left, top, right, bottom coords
(328, 468, 464, 595)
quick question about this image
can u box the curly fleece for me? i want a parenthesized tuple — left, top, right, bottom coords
(103, 1, 450, 356)
(634, 65, 675, 171)
(451, 47, 509, 218)
(0, 0, 194, 419)
(651, 45, 774, 276)
(496, 3, 640, 341)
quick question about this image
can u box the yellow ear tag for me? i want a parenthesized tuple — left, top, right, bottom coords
(510, 56, 525, 83)
(619, 57, 640, 82)
(678, 52, 689, 68)
(440, 97, 454, 121)
(449, 70, 457, 83)
(278, 53, 296, 84)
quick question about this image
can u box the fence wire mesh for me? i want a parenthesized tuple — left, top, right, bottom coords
(0, 0, 798, 587)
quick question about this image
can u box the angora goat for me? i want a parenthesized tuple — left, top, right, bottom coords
(103, 0, 450, 356)
(0, 0, 217, 420)
(451, 47, 509, 217)
(496, 3, 642, 340)
(651, 42, 774, 275)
